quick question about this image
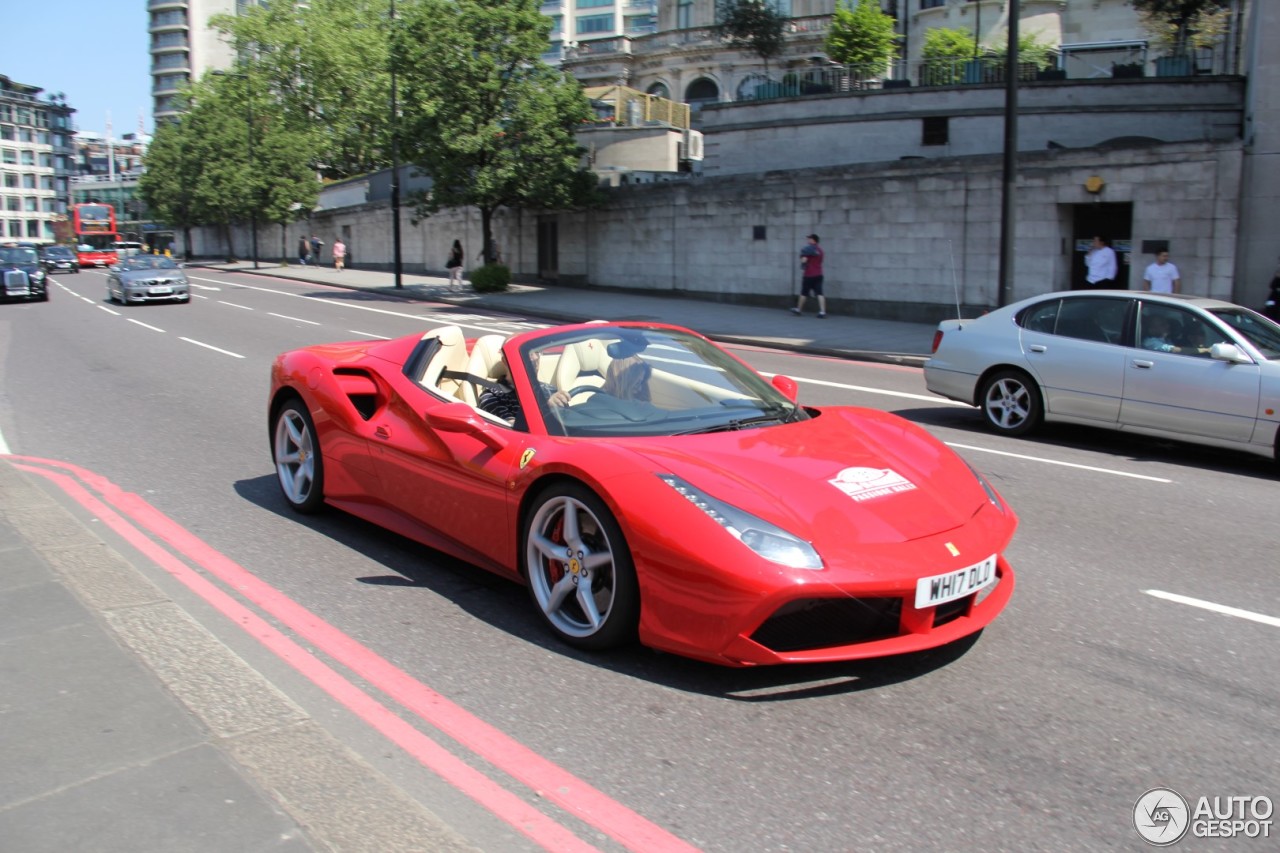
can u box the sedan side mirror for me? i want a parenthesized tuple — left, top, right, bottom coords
(771, 374, 799, 402)
(1210, 342, 1252, 364)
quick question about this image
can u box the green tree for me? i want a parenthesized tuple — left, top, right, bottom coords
(211, 0, 393, 180)
(825, 0, 899, 70)
(138, 99, 204, 259)
(716, 0, 787, 71)
(394, 0, 599, 266)
(1132, 0, 1230, 55)
(920, 27, 976, 85)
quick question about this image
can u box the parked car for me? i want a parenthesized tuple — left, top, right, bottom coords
(105, 255, 190, 305)
(39, 244, 79, 275)
(270, 322, 1018, 666)
(924, 290, 1280, 461)
(1, 243, 49, 302)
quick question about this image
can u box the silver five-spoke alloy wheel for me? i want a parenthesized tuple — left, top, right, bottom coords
(273, 402, 325, 513)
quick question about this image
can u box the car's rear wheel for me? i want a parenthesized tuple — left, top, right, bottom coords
(980, 369, 1043, 436)
(272, 400, 325, 513)
(521, 483, 639, 650)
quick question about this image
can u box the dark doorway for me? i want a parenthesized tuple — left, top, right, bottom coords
(537, 216, 559, 282)
(1071, 202, 1133, 289)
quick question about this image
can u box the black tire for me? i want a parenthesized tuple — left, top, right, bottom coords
(272, 400, 325, 513)
(979, 369, 1043, 437)
(521, 482, 639, 651)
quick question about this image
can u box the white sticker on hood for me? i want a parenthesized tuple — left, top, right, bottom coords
(829, 467, 917, 502)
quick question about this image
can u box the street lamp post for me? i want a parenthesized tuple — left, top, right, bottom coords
(390, 0, 403, 288)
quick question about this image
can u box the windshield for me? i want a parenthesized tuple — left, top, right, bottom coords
(526, 326, 806, 438)
(78, 234, 117, 251)
(1209, 308, 1280, 359)
(1, 247, 39, 265)
(121, 256, 179, 271)
(43, 246, 74, 258)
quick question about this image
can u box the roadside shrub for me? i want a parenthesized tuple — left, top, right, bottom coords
(470, 263, 510, 292)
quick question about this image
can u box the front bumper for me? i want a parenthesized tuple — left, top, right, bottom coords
(122, 283, 189, 303)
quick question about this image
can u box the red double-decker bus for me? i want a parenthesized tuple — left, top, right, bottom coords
(72, 202, 120, 267)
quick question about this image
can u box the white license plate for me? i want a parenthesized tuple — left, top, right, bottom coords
(149, 286, 173, 295)
(915, 554, 997, 608)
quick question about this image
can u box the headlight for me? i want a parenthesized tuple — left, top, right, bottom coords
(31, 270, 46, 281)
(966, 463, 1006, 513)
(658, 474, 823, 570)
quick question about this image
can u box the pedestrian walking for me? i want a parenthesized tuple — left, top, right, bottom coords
(310, 235, 324, 268)
(447, 239, 464, 290)
(297, 235, 310, 265)
(1085, 235, 1118, 288)
(1143, 250, 1181, 294)
(790, 233, 827, 318)
(333, 238, 346, 272)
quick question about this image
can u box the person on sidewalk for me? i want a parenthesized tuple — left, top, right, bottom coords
(333, 238, 346, 272)
(791, 233, 827, 317)
(1143, 250, 1181, 293)
(447, 240, 464, 289)
(1085, 235, 1118, 288)
(310, 235, 325, 268)
(297, 235, 310, 266)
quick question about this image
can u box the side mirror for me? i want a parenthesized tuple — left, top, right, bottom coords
(425, 402, 508, 451)
(771, 374, 800, 402)
(1210, 342, 1252, 364)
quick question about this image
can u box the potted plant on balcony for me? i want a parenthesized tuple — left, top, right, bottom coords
(824, 0, 900, 88)
(1134, 0, 1231, 77)
(920, 27, 976, 87)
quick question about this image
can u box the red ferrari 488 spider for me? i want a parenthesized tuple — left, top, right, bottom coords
(270, 322, 1017, 666)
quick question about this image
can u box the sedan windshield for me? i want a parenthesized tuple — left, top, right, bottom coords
(526, 326, 807, 438)
(1209, 308, 1280, 359)
(1, 247, 38, 265)
(43, 246, 74, 258)
(121, 257, 180, 271)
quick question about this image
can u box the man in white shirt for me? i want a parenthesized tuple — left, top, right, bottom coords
(1143, 250, 1181, 294)
(1085, 235, 1118, 287)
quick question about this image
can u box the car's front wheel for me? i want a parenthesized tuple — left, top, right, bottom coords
(521, 483, 639, 650)
(980, 369, 1043, 436)
(272, 400, 325, 513)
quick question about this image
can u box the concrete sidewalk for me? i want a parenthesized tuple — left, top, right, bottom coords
(209, 260, 938, 365)
(0, 461, 478, 852)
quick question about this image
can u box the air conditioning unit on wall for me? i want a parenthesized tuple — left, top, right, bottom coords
(679, 130, 705, 162)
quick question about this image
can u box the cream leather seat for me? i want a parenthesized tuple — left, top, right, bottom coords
(419, 325, 469, 400)
(553, 338, 611, 396)
(460, 334, 508, 405)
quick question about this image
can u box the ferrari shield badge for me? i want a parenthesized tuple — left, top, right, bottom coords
(519, 448, 536, 469)
(829, 467, 917, 502)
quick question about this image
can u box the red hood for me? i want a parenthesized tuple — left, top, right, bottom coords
(622, 407, 990, 547)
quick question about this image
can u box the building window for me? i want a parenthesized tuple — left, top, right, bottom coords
(677, 0, 692, 28)
(769, 0, 791, 16)
(3, 174, 16, 188)
(23, 175, 36, 189)
(21, 151, 35, 166)
(578, 0, 613, 7)
(5, 197, 18, 211)
(26, 220, 40, 238)
(577, 13, 614, 33)
(2, 149, 15, 164)
(921, 0, 944, 8)
(7, 220, 20, 237)
(922, 116, 949, 145)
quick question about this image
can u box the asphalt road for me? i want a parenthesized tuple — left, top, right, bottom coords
(2, 267, 1276, 852)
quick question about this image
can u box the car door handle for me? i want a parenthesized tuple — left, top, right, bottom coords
(1028, 344, 1047, 353)
(1131, 359, 1155, 369)
(375, 425, 392, 439)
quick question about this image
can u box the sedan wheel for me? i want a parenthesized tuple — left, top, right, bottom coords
(273, 401, 325, 513)
(522, 484, 639, 650)
(980, 370, 1043, 436)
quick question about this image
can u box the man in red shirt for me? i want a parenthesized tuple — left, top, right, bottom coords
(791, 233, 826, 318)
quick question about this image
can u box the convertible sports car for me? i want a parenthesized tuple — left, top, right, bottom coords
(270, 322, 1017, 666)
(105, 255, 191, 305)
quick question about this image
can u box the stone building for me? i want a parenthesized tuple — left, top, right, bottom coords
(0, 75, 76, 244)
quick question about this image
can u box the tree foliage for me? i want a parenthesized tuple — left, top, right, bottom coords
(716, 0, 787, 69)
(921, 27, 976, 62)
(211, 0, 394, 180)
(825, 0, 899, 70)
(394, 0, 599, 264)
(1132, 0, 1231, 54)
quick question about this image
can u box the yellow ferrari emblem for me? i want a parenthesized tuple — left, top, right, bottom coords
(520, 448, 536, 469)
(945, 542, 960, 557)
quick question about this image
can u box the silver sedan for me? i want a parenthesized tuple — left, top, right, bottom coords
(924, 290, 1280, 461)
(106, 256, 191, 305)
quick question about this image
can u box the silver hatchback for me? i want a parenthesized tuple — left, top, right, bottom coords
(106, 256, 191, 305)
(924, 291, 1280, 461)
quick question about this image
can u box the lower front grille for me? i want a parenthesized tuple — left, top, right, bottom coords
(750, 597, 903, 652)
(5, 270, 30, 290)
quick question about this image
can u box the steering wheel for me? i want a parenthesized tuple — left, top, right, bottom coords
(566, 384, 603, 400)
